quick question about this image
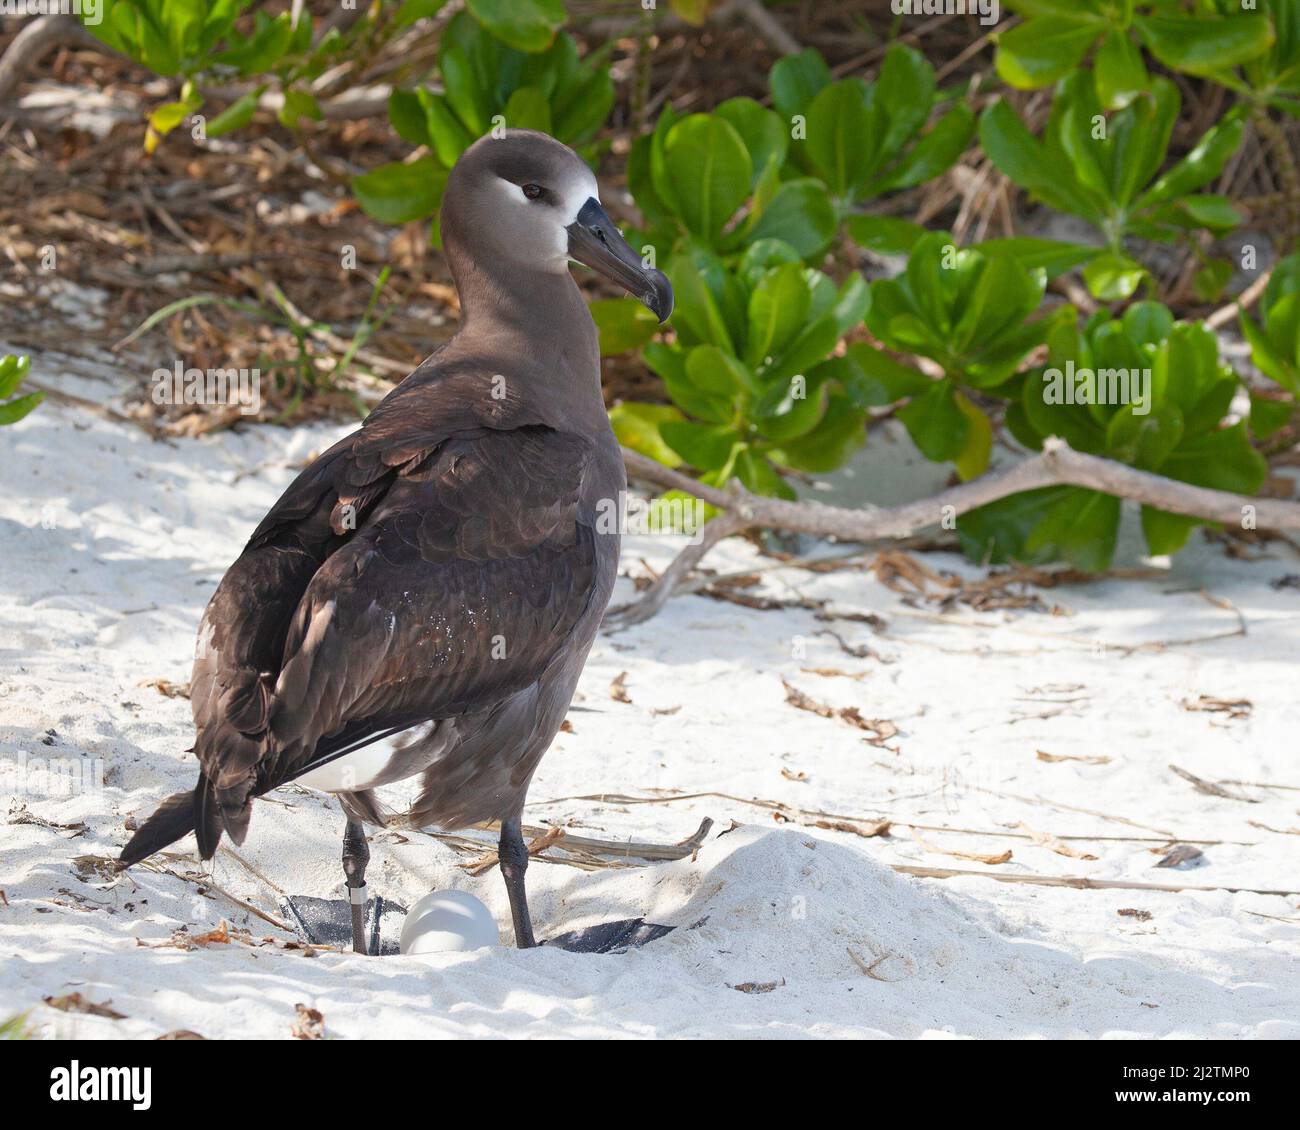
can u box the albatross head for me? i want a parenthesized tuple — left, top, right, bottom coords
(442, 129, 674, 323)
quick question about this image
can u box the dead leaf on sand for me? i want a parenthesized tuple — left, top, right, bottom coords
(1016, 821, 1098, 861)
(1181, 694, 1251, 720)
(910, 829, 1012, 865)
(1169, 764, 1258, 803)
(292, 1003, 325, 1040)
(44, 993, 126, 1020)
(1036, 750, 1111, 765)
(811, 817, 892, 839)
(139, 677, 191, 699)
(609, 672, 632, 704)
(732, 980, 783, 994)
(781, 680, 899, 748)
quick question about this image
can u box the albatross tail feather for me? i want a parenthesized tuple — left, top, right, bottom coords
(118, 788, 199, 867)
(118, 773, 229, 867)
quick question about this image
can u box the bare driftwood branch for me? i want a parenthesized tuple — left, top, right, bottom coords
(605, 510, 749, 629)
(615, 436, 1300, 624)
(0, 15, 99, 104)
(891, 863, 1298, 898)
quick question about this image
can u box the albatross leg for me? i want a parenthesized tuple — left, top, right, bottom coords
(341, 817, 371, 955)
(498, 816, 536, 949)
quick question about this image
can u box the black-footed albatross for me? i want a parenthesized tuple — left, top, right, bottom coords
(118, 129, 673, 952)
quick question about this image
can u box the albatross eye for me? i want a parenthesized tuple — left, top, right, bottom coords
(521, 183, 544, 201)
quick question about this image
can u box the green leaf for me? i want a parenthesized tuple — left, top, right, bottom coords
(1105, 403, 1184, 471)
(1161, 422, 1267, 496)
(388, 89, 430, 147)
(662, 115, 753, 242)
(502, 85, 552, 133)
(1141, 506, 1201, 558)
(591, 298, 660, 356)
(1094, 27, 1148, 109)
(742, 178, 837, 260)
(1151, 195, 1242, 234)
(951, 253, 1046, 356)
(1193, 258, 1233, 303)
(1137, 115, 1246, 210)
(278, 89, 322, 130)
(841, 343, 932, 406)
(609, 402, 684, 468)
(745, 264, 810, 369)
(971, 237, 1097, 279)
(996, 17, 1101, 89)
(872, 103, 975, 193)
(771, 393, 865, 473)
(667, 247, 739, 353)
(647, 343, 729, 424)
(898, 378, 969, 463)
(352, 157, 447, 224)
(660, 420, 741, 471)
(845, 215, 927, 255)
(206, 88, 262, 138)
(1024, 488, 1121, 571)
(753, 373, 827, 441)
(735, 447, 796, 499)
(0, 353, 30, 399)
(874, 44, 935, 162)
(1136, 13, 1275, 77)
(148, 100, 194, 136)
(769, 48, 832, 122)
(956, 486, 1076, 566)
(715, 98, 788, 191)
(1250, 393, 1294, 440)
(764, 275, 869, 384)
(669, 0, 714, 28)
(0, 391, 43, 426)
(465, 0, 565, 52)
(423, 92, 477, 168)
(685, 343, 753, 397)
(1241, 310, 1299, 391)
(215, 12, 293, 76)
(805, 80, 874, 197)
(952, 392, 992, 480)
(552, 65, 615, 145)
(1083, 253, 1147, 301)
(1021, 367, 1109, 454)
(394, 0, 448, 27)
(978, 99, 1050, 193)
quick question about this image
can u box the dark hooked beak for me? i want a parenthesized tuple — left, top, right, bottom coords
(567, 197, 673, 323)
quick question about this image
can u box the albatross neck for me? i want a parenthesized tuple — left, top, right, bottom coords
(445, 243, 606, 429)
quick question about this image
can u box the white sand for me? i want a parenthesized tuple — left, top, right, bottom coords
(2, 349, 1298, 1040)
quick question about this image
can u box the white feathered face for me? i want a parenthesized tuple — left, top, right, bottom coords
(444, 130, 672, 321)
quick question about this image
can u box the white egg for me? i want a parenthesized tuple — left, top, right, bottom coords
(399, 889, 500, 955)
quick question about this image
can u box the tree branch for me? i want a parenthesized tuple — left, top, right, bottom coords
(610, 437, 1300, 625)
(0, 15, 99, 105)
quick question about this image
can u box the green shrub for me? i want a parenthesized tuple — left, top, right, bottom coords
(980, 71, 1245, 299)
(961, 301, 1265, 568)
(997, 1, 1275, 108)
(1243, 252, 1300, 438)
(770, 45, 975, 232)
(612, 239, 869, 497)
(628, 102, 837, 264)
(83, 0, 354, 149)
(855, 232, 1073, 479)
